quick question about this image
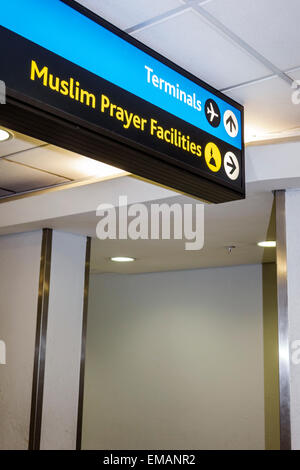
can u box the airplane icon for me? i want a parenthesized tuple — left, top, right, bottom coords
(204, 98, 221, 127)
(206, 102, 219, 123)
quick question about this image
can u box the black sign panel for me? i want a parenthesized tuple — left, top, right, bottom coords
(0, 0, 245, 202)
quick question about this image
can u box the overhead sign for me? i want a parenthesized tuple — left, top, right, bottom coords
(0, 0, 245, 202)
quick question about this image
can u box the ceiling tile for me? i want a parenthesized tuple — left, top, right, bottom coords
(133, 10, 270, 90)
(8, 145, 125, 180)
(226, 77, 300, 141)
(0, 160, 68, 192)
(203, 0, 300, 70)
(0, 129, 44, 157)
(77, 0, 182, 30)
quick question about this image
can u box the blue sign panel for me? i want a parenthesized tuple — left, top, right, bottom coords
(0, 0, 242, 150)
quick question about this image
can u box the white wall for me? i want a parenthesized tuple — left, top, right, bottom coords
(0, 230, 42, 449)
(82, 264, 265, 450)
(0, 229, 87, 450)
(40, 231, 86, 450)
(285, 190, 300, 450)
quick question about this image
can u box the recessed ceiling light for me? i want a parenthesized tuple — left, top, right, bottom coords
(0, 129, 12, 142)
(110, 256, 135, 263)
(257, 241, 276, 248)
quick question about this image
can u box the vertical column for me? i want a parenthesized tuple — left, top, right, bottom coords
(29, 229, 52, 450)
(76, 237, 91, 451)
(0, 229, 90, 450)
(275, 190, 291, 450)
(276, 189, 300, 450)
(37, 231, 90, 450)
(284, 190, 300, 450)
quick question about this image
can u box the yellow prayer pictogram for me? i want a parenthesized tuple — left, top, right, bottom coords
(204, 142, 222, 172)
